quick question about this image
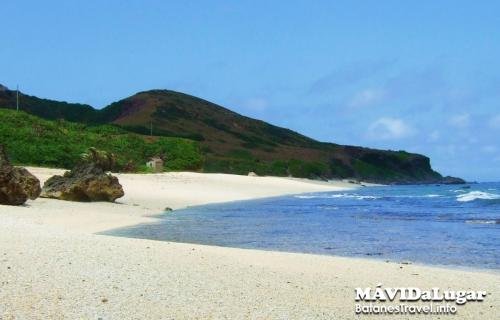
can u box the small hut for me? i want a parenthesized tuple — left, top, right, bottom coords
(146, 157, 164, 173)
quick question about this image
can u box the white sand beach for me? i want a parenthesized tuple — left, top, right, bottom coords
(0, 167, 498, 319)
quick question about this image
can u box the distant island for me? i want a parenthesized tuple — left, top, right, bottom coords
(0, 85, 464, 184)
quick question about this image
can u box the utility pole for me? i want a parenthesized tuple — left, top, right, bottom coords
(16, 85, 19, 111)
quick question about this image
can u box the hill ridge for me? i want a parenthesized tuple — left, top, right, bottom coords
(0, 86, 464, 184)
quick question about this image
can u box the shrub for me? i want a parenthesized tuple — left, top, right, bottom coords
(0, 109, 203, 172)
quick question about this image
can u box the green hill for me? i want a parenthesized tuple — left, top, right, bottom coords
(0, 86, 463, 183)
(0, 88, 99, 123)
(0, 109, 202, 171)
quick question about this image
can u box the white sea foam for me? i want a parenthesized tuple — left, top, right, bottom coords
(456, 191, 500, 202)
(390, 194, 442, 198)
(294, 194, 380, 200)
(465, 219, 499, 225)
(328, 194, 380, 200)
(296, 193, 443, 200)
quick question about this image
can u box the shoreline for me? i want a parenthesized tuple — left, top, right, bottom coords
(1, 223, 498, 319)
(1, 167, 498, 319)
(103, 197, 499, 275)
(105, 228, 500, 275)
(14, 167, 357, 233)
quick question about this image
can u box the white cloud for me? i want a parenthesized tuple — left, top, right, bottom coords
(241, 98, 269, 111)
(448, 113, 471, 128)
(348, 88, 385, 108)
(489, 114, 500, 129)
(367, 117, 415, 140)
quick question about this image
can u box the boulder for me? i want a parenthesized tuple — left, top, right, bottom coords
(41, 148, 124, 202)
(0, 145, 41, 205)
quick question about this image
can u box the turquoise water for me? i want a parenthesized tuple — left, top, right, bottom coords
(106, 182, 500, 269)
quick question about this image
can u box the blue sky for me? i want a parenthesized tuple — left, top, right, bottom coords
(1, 1, 499, 181)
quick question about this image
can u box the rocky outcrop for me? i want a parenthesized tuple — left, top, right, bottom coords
(440, 176, 466, 185)
(41, 148, 124, 202)
(0, 145, 41, 205)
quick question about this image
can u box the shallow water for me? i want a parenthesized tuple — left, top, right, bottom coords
(106, 182, 500, 269)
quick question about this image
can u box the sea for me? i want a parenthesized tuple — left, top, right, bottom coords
(106, 182, 500, 270)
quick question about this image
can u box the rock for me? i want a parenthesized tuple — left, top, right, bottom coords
(247, 171, 258, 177)
(41, 148, 124, 202)
(0, 145, 41, 205)
(441, 176, 466, 185)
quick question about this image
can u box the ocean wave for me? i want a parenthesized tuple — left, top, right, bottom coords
(456, 191, 500, 202)
(329, 194, 380, 200)
(295, 193, 443, 201)
(465, 219, 500, 225)
(294, 194, 380, 200)
(318, 205, 339, 210)
(386, 194, 443, 199)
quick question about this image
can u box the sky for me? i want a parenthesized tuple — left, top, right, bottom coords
(1, 1, 499, 181)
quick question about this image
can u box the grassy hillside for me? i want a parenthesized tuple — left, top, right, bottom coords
(97, 90, 446, 182)
(0, 109, 203, 171)
(0, 87, 457, 183)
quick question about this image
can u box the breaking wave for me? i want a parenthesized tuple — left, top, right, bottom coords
(295, 194, 444, 200)
(294, 195, 318, 199)
(456, 191, 500, 202)
(465, 219, 500, 225)
(294, 194, 380, 200)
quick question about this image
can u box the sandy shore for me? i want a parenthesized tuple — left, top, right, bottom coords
(0, 167, 498, 319)
(6, 167, 355, 233)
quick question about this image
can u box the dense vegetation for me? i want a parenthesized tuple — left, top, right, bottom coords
(0, 109, 203, 171)
(0, 89, 99, 123)
(0, 108, 334, 177)
(202, 152, 330, 178)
